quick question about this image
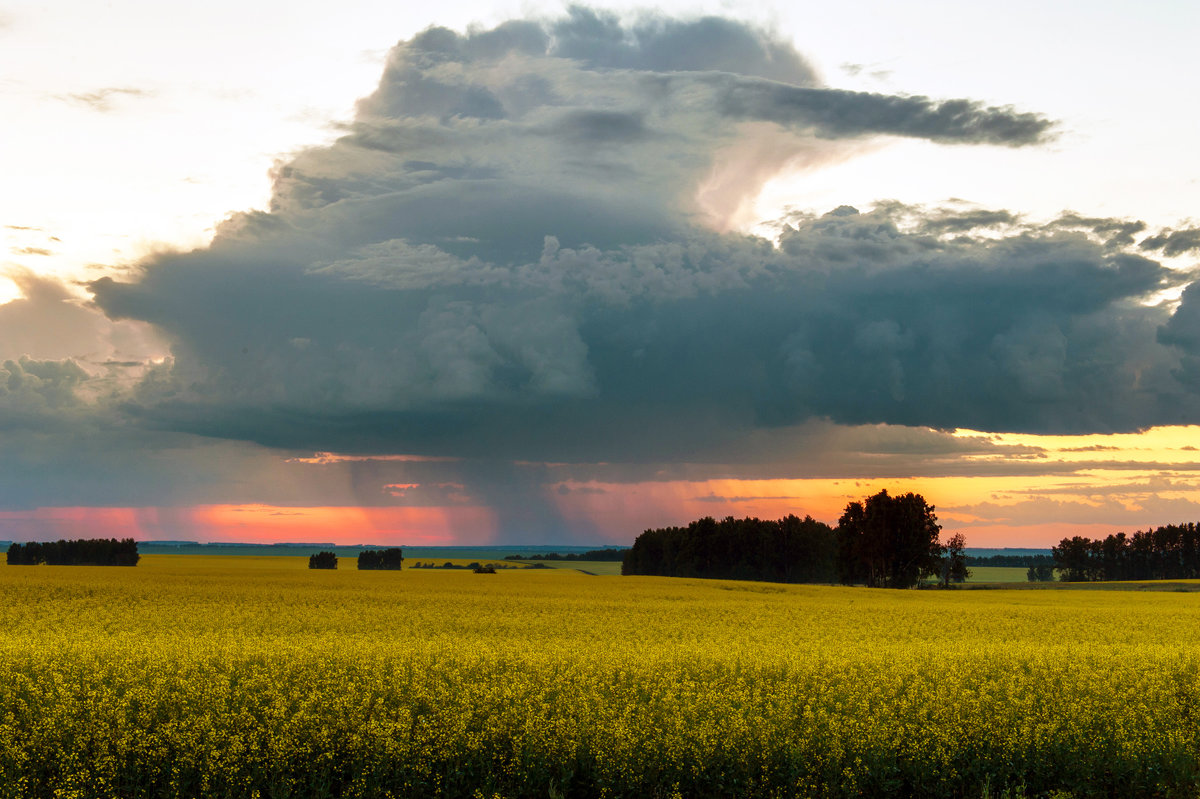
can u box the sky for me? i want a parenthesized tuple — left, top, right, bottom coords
(2, 0, 1200, 546)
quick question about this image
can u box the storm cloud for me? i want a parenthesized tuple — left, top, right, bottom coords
(81, 8, 1200, 474)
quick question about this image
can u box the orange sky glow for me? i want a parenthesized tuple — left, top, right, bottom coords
(8, 421, 1200, 548)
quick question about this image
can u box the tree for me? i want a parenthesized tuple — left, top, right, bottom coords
(836, 490, 943, 588)
(941, 532, 970, 587)
(1051, 536, 1097, 581)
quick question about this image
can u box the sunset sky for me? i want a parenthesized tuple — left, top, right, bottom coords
(2, 0, 1200, 546)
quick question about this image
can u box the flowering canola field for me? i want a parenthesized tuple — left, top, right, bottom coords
(3, 555, 1200, 798)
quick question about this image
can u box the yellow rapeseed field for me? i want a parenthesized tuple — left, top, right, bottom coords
(3, 555, 1200, 798)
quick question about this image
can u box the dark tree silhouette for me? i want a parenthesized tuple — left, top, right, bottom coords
(941, 532, 971, 587)
(1051, 523, 1200, 581)
(6, 538, 138, 566)
(357, 548, 404, 570)
(836, 490, 943, 588)
(308, 551, 338, 570)
(1027, 564, 1055, 582)
(1052, 536, 1098, 582)
(622, 515, 837, 583)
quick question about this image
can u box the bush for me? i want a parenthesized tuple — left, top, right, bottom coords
(309, 551, 338, 570)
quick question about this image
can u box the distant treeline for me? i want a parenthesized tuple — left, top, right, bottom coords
(504, 549, 626, 562)
(7, 538, 139, 566)
(622, 515, 837, 583)
(1053, 524, 1200, 581)
(411, 561, 537, 571)
(965, 554, 1055, 568)
(357, 548, 404, 570)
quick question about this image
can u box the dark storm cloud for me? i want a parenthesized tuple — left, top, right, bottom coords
(918, 208, 1018, 234)
(547, 7, 818, 83)
(1052, 213, 1147, 248)
(1141, 227, 1200, 258)
(715, 81, 1052, 145)
(67, 4, 1200, 534)
(86, 10, 1197, 467)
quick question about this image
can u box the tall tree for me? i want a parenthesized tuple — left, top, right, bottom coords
(836, 490, 943, 588)
(941, 532, 970, 587)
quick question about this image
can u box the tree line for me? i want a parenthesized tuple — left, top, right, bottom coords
(7, 538, 140, 566)
(966, 553, 1055, 568)
(1052, 524, 1200, 581)
(621, 514, 838, 583)
(622, 491, 968, 589)
(504, 549, 627, 562)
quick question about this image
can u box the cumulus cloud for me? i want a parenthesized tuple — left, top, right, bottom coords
(85, 10, 1197, 469)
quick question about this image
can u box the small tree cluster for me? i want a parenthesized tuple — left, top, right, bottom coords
(357, 548, 404, 570)
(308, 551, 338, 569)
(7, 538, 139, 566)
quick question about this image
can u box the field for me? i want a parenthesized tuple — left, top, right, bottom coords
(3, 557, 1200, 797)
(964, 566, 1030, 583)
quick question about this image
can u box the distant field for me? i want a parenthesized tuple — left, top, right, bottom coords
(966, 566, 1033, 583)
(5, 555, 1200, 797)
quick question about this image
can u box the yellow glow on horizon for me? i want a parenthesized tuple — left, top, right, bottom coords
(954, 425, 1200, 465)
